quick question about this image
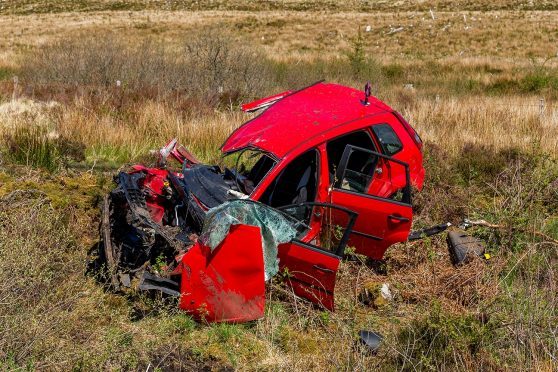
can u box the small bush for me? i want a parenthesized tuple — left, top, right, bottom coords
(184, 33, 273, 104)
(382, 63, 405, 80)
(520, 72, 558, 93)
(346, 28, 383, 83)
(0, 67, 12, 81)
(453, 143, 530, 186)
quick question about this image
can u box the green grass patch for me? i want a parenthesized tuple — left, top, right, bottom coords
(2, 126, 85, 172)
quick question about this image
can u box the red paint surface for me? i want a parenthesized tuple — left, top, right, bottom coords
(277, 241, 340, 310)
(179, 225, 266, 322)
(330, 190, 413, 259)
(242, 90, 293, 112)
(131, 166, 169, 223)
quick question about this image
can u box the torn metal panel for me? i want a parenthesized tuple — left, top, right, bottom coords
(180, 224, 266, 323)
(138, 271, 180, 297)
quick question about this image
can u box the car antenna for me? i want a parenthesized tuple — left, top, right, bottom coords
(362, 82, 371, 106)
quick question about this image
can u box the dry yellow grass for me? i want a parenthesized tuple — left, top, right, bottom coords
(1, 9, 558, 65)
(2, 93, 556, 167)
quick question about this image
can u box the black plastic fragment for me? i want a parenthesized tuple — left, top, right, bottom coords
(358, 330, 383, 353)
(138, 271, 181, 296)
(446, 230, 485, 266)
(408, 222, 451, 241)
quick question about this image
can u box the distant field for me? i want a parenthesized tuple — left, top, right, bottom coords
(2, 0, 558, 14)
(1, 8, 558, 62)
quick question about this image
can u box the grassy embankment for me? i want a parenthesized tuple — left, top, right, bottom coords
(0, 5, 557, 370)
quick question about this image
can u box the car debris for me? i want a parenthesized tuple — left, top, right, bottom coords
(446, 230, 486, 266)
(358, 330, 384, 353)
(98, 82, 426, 322)
(408, 222, 452, 241)
(359, 281, 393, 308)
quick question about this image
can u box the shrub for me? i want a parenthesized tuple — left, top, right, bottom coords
(184, 33, 273, 104)
(396, 304, 490, 370)
(453, 143, 531, 186)
(346, 28, 383, 83)
(520, 72, 558, 93)
(20, 32, 274, 106)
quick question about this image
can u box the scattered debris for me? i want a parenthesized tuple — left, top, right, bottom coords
(408, 222, 451, 241)
(359, 330, 383, 353)
(359, 281, 393, 308)
(380, 283, 393, 301)
(460, 218, 558, 244)
(386, 26, 404, 35)
(446, 230, 486, 266)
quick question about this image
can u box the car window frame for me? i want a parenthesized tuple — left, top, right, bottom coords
(325, 129, 378, 182)
(278, 202, 358, 257)
(333, 145, 412, 206)
(371, 123, 404, 156)
(259, 148, 321, 208)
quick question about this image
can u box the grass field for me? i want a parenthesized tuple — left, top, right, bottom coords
(0, 2, 557, 371)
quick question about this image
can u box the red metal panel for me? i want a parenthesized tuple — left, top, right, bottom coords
(241, 90, 293, 112)
(131, 166, 169, 223)
(330, 190, 412, 259)
(179, 225, 266, 323)
(222, 83, 392, 158)
(277, 241, 340, 310)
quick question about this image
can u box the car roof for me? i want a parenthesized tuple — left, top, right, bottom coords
(221, 82, 394, 159)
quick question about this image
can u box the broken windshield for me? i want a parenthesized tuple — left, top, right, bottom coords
(199, 200, 301, 280)
(221, 148, 276, 195)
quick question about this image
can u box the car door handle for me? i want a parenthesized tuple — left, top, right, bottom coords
(388, 214, 409, 223)
(313, 264, 335, 273)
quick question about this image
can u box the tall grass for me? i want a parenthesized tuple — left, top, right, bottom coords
(2, 125, 85, 171)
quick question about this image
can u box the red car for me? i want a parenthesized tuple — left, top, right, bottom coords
(100, 82, 425, 322)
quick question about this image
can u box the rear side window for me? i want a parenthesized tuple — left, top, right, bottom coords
(326, 130, 376, 184)
(372, 124, 403, 156)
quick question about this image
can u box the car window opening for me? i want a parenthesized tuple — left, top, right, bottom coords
(260, 149, 318, 208)
(326, 130, 376, 184)
(339, 149, 378, 193)
(372, 123, 403, 156)
(222, 149, 276, 195)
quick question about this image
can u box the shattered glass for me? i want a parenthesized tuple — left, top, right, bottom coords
(199, 200, 297, 280)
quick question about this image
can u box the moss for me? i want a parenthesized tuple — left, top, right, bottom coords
(277, 326, 319, 354)
(0, 170, 102, 209)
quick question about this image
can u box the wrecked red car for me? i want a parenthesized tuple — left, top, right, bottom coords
(100, 82, 425, 322)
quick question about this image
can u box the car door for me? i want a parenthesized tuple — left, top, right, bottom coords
(329, 145, 413, 260)
(325, 129, 392, 199)
(277, 203, 357, 310)
(179, 224, 266, 323)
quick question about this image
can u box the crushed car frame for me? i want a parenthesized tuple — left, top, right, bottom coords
(99, 82, 425, 322)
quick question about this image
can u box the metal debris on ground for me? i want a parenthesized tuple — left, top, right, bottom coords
(446, 230, 486, 266)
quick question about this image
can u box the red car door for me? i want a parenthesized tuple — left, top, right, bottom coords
(179, 224, 266, 323)
(329, 145, 413, 260)
(277, 203, 357, 310)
